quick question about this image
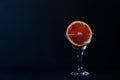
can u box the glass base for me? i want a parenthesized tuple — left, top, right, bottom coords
(70, 71, 90, 76)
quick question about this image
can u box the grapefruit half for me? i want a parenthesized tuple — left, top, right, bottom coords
(66, 21, 92, 46)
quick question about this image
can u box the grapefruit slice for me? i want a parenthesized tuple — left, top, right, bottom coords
(66, 21, 92, 46)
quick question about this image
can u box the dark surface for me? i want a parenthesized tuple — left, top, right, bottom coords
(0, 65, 120, 80)
(0, 0, 119, 79)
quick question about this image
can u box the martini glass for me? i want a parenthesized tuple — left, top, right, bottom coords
(65, 33, 94, 76)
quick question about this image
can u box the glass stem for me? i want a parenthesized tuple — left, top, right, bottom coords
(80, 50, 84, 69)
(76, 51, 83, 71)
(77, 46, 87, 71)
(76, 52, 80, 71)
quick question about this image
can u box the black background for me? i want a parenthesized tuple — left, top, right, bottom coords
(0, 0, 119, 79)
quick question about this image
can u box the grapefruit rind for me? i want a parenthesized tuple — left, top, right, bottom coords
(66, 21, 92, 46)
